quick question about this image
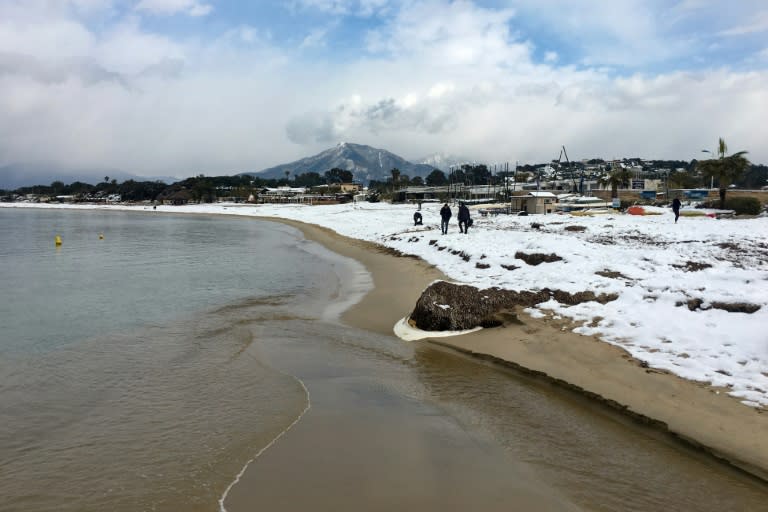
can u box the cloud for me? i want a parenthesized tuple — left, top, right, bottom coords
(366, 0, 520, 65)
(0, 52, 128, 86)
(290, 0, 391, 17)
(135, 0, 213, 17)
(0, 0, 767, 183)
(718, 11, 768, 36)
(299, 25, 335, 49)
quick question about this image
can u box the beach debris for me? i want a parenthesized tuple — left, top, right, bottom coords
(514, 251, 563, 265)
(595, 269, 631, 280)
(676, 298, 760, 313)
(672, 261, 713, 272)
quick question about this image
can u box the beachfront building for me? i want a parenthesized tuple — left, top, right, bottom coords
(509, 191, 557, 214)
(338, 182, 362, 193)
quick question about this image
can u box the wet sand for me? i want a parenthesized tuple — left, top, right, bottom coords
(273, 218, 768, 482)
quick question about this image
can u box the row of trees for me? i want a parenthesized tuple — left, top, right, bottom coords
(2, 168, 364, 202)
(4, 140, 763, 207)
(597, 138, 756, 208)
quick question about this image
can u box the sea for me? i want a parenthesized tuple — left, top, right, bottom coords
(1, 206, 767, 512)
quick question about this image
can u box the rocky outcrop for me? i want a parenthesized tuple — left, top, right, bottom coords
(409, 281, 618, 331)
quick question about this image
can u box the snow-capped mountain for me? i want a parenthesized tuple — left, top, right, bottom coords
(247, 143, 436, 183)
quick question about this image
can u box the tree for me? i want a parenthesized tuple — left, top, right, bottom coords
(425, 169, 447, 186)
(598, 168, 632, 199)
(390, 168, 401, 190)
(667, 170, 701, 190)
(697, 138, 750, 209)
(50, 181, 65, 194)
(411, 176, 424, 186)
(325, 168, 353, 184)
(738, 164, 768, 189)
(293, 172, 324, 187)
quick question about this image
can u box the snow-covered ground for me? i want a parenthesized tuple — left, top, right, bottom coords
(4, 201, 767, 408)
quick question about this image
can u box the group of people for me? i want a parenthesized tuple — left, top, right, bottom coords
(415, 197, 684, 230)
(412, 202, 472, 234)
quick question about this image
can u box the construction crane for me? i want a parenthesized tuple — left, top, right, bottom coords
(557, 146, 584, 195)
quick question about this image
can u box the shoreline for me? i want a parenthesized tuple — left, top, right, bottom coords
(274, 216, 768, 483)
(4, 204, 767, 482)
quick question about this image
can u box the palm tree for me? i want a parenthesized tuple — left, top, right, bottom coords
(697, 138, 750, 209)
(598, 168, 632, 199)
(390, 168, 401, 192)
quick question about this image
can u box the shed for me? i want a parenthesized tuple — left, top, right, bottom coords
(509, 191, 557, 214)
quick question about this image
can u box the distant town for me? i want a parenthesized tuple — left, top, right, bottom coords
(3, 156, 767, 214)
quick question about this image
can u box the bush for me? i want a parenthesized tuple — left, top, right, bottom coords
(726, 196, 762, 215)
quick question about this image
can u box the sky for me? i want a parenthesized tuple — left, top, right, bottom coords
(1, 0, 767, 181)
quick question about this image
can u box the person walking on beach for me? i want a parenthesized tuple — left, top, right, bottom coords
(458, 202, 471, 234)
(672, 196, 682, 223)
(440, 203, 452, 234)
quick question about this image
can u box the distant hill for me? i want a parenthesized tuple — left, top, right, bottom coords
(0, 162, 178, 190)
(244, 143, 436, 183)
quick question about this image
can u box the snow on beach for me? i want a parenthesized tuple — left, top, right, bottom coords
(5, 201, 768, 408)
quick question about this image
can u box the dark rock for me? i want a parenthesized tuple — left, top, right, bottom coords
(675, 298, 760, 314)
(672, 261, 712, 272)
(515, 251, 563, 265)
(710, 302, 761, 314)
(409, 281, 618, 331)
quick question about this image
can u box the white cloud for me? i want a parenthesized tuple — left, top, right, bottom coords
(300, 25, 334, 49)
(718, 11, 768, 36)
(0, 0, 767, 182)
(135, 0, 213, 17)
(291, 0, 391, 17)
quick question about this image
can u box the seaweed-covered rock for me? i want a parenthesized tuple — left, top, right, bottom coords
(409, 281, 619, 331)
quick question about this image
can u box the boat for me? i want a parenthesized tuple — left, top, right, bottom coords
(556, 195, 612, 212)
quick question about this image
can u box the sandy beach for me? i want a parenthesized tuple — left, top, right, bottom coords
(277, 217, 768, 483)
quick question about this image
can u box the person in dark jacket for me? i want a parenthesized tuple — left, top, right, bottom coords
(440, 203, 452, 234)
(672, 196, 682, 223)
(458, 202, 471, 234)
(413, 211, 423, 225)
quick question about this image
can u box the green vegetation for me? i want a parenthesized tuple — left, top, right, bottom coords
(703, 196, 763, 215)
(697, 138, 751, 209)
(598, 168, 632, 199)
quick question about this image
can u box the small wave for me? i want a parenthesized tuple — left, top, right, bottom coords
(393, 317, 482, 341)
(218, 372, 311, 512)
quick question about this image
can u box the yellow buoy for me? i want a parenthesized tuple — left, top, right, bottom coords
(55, 235, 62, 246)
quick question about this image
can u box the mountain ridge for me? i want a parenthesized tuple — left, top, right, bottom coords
(0, 162, 178, 190)
(244, 142, 436, 183)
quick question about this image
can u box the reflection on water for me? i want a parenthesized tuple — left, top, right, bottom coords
(2, 209, 767, 512)
(0, 300, 309, 512)
(225, 312, 768, 512)
(411, 347, 768, 511)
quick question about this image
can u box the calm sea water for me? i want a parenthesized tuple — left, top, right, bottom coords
(2, 207, 767, 512)
(0, 208, 346, 511)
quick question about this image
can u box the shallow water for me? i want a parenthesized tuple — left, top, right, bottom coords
(2, 207, 767, 512)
